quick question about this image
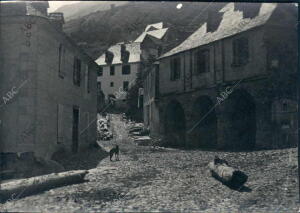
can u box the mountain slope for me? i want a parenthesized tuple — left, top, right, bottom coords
(63, 2, 296, 60)
(63, 2, 227, 59)
(55, 1, 128, 21)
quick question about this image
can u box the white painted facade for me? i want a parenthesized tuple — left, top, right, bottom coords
(97, 63, 140, 102)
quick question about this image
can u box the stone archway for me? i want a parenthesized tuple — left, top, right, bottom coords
(164, 100, 186, 147)
(224, 89, 256, 150)
(190, 96, 217, 149)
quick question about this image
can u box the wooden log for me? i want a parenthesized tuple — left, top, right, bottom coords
(208, 157, 248, 189)
(0, 170, 15, 180)
(0, 170, 88, 202)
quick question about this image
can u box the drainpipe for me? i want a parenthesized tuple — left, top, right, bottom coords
(183, 53, 186, 92)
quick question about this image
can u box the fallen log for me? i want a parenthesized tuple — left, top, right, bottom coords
(208, 156, 248, 189)
(0, 170, 15, 181)
(0, 170, 88, 202)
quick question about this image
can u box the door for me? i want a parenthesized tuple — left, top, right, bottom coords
(72, 106, 79, 153)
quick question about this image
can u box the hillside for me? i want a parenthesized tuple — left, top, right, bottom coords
(55, 1, 128, 21)
(63, 2, 227, 59)
(62, 2, 296, 60)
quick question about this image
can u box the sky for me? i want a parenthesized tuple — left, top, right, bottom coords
(48, 1, 80, 12)
(0, 1, 80, 12)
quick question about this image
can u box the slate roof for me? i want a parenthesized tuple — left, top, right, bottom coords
(95, 42, 141, 66)
(134, 28, 168, 43)
(96, 22, 167, 66)
(160, 3, 277, 59)
(145, 22, 163, 31)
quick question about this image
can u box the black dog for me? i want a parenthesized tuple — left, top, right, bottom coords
(109, 145, 119, 161)
(214, 155, 228, 165)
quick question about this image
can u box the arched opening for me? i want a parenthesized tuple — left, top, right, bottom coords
(190, 96, 217, 149)
(225, 89, 256, 150)
(164, 100, 186, 147)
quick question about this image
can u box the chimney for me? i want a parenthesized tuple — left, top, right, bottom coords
(110, 4, 115, 10)
(206, 8, 222, 33)
(48, 12, 65, 31)
(121, 44, 130, 63)
(31, 1, 49, 16)
(105, 50, 114, 64)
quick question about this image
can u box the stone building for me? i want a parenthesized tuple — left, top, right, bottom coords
(0, 1, 98, 159)
(95, 23, 169, 109)
(144, 3, 298, 150)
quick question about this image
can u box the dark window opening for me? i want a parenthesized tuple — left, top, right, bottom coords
(110, 82, 114, 87)
(281, 120, 290, 129)
(122, 65, 131, 75)
(58, 44, 64, 78)
(87, 65, 90, 93)
(170, 57, 180, 81)
(232, 37, 249, 66)
(97, 82, 101, 90)
(194, 49, 210, 74)
(110, 66, 115, 75)
(73, 57, 81, 86)
(97, 66, 103, 76)
(72, 106, 79, 153)
(282, 102, 288, 111)
(123, 81, 129, 91)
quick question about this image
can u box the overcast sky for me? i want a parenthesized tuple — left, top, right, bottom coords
(48, 1, 80, 12)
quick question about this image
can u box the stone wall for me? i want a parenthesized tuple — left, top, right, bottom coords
(0, 15, 98, 158)
(148, 22, 297, 150)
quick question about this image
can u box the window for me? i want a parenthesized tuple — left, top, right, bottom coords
(110, 82, 114, 87)
(97, 82, 101, 90)
(194, 49, 209, 74)
(122, 65, 131, 75)
(232, 37, 249, 66)
(281, 120, 290, 129)
(58, 44, 63, 78)
(170, 57, 181, 81)
(282, 102, 288, 111)
(97, 66, 103, 76)
(123, 81, 129, 91)
(110, 66, 115, 75)
(57, 104, 64, 144)
(58, 44, 66, 78)
(73, 57, 81, 86)
(84, 112, 89, 142)
(85, 64, 90, 93)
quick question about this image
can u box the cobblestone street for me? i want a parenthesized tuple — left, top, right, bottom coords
(0, 115, 299, 212)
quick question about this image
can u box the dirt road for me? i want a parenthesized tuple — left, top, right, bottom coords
(0, 114, 299, 212)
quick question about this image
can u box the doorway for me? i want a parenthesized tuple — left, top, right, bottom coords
(72, 106, 79, 153)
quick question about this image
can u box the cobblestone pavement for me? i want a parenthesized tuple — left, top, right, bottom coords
(0, 114, 299, 212)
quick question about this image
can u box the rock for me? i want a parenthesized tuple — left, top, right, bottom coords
(134, 136, 152, 146)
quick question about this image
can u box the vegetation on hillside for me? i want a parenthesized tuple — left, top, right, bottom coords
(63, 2, 227, 59)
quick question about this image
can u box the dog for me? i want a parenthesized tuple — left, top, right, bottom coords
(214, 156, 228, 165)
(109, 145, 119, 161)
